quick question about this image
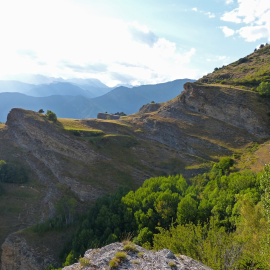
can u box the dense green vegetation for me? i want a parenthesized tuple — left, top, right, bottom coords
(0, 160, 28, 184)
(256, 81, 270, 96)
(44, 157, 270, 269)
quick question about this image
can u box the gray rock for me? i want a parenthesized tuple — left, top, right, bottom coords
(62, 242, 212, 270)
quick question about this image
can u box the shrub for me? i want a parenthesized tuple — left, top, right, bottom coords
(79, 257, 90, 267)
(45, 110, 57, 122)
(168, 261, 177, 268)
(0, 161, 28, 184)
(109, 258, 120, 269)
(115, 251, 127, 261)
(138, 252, 144, 258)
(109, 251, 127, 269)
(256, 82, 270, 96)
(123, 243, 138, 253)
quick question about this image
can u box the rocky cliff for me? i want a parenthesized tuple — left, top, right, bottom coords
(1, 233, 57, 270)
(133, 82, 269, 162)
(62, 242, 212, 270)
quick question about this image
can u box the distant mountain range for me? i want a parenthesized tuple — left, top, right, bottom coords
(0, 77, 110, 98)
(0, 77, 195, 122)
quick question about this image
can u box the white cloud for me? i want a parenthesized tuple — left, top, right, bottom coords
(0, 0, 199, 86)
(221, 0, 270, 41)
(206, 12, 216, 19)
(226, 0, 234, 4)
(220, 26, 235, 37)
(221, 9, 242, 23)
(192, 7, 215, 19)
(237, 25, 269, 42)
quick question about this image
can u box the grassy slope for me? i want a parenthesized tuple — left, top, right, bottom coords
(198, 44, 270, 87)
(58, 117, 185, 181)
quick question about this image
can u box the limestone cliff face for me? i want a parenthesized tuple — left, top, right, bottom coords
(133, 82, 269, 162)
(63, 242, 212, 270)
(179, 82, 270, 138)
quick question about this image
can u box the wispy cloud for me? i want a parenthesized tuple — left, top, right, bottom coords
(128, 22, 158, 47)
(191, 7, 215, 19)
(206, 12, 216, 19)
(219, 26, 235, 37)
(63, 63, 108, 73)
(17, 49, 38, 60)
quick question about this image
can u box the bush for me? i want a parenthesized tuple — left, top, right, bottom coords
(79, 257, 90, 267)
(109, 258, 120, 269)
(115, 251, 127, 261)
(45, 110, 57, 122)
(123, 243, 138, 253)
(256, 82, 270, 96)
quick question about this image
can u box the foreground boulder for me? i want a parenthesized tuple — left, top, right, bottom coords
(63, 242, 212, 270)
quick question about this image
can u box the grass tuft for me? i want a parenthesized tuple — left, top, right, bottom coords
(123, 243, 138, 253)
(109, 257, 120, 269)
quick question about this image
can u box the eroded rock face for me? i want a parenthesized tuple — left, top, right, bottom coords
(6, 108, 103, 203)
(62, 242, 212, 270)
(179, 83, 270, 138)
(133, 82, 270, 163)
(1, 233, 58, 270)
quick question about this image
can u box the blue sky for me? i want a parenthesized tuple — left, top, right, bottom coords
(0, 0, 269, 86)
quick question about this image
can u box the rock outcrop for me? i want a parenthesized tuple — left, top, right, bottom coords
(179, 82, 270, 138)
(1, 233, 59, 270)
(63, 242, 212, 270)
(132, 82, 270, 163)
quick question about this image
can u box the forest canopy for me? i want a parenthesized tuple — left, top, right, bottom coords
(43, 158, 270, 270)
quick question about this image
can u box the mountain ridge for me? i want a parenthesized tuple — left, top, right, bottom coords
(0, 79, 193, 122)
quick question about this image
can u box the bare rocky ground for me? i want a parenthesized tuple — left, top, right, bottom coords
(63, 242, 212, 270)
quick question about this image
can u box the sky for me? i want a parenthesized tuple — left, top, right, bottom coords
(0, 0, 269, 87)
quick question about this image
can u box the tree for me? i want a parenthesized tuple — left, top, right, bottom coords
(0, 161, 28, 183)
(258, 164, 270, 267)
(177, 194, 198, 224)
(45, 110, 57, 122)
(38, 109, 44, 113)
